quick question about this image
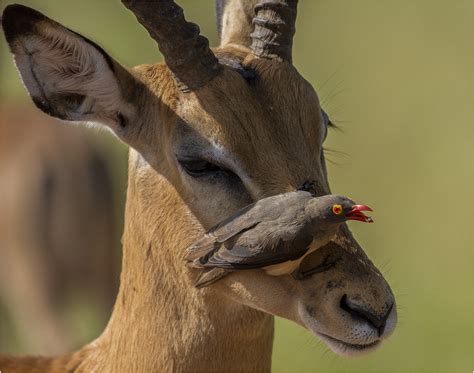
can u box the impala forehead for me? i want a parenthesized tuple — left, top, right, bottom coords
(176, 70, 324, 151)
(138, 60, 325, 150)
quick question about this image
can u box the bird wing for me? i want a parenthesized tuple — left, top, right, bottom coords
(209, 191, 313, 242)
(198, 221, 314, 269)
(185, 191, 313, 262)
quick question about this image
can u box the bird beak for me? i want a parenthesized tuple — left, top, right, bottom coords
(345, 205, 374, 223)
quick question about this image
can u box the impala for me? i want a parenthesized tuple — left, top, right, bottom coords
(0, 0, 397, 371)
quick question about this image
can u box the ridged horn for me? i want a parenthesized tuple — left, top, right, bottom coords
(122, 0, 221, 90)
(250, 0, 298, 62)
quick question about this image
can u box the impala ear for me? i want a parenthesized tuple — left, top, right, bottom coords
(1, 4, 140, 136)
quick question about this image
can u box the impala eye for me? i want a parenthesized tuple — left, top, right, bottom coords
(178, 159, 222, 177)
(332, 204, 343, 215)
(322, 109, 330, 127)
(321, 109, 335, 128)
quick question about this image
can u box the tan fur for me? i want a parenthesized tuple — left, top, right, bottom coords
(0, 3, 397, 372)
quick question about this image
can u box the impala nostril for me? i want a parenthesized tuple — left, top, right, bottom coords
(340, 294, 393, 337)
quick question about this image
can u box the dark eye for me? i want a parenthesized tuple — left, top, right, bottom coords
(321, 109, 330, 127)
(321, 108, 336, 139)
(178, 159, 222, 177)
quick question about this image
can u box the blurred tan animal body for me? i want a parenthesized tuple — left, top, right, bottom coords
(0, 1, 397, 372)
(0, 108, 118, 356)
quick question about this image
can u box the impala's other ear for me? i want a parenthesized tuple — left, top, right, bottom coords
(1, 4, 141, 137)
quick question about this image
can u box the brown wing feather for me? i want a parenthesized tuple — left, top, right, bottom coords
(209, 191, 312, 242)
(185, 191, 313, 265)
(200, 224, 314, 269)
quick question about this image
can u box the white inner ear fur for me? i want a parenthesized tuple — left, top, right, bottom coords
(12, 21, 130, 126)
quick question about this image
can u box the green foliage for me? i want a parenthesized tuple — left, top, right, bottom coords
(1, 1, 473, 372)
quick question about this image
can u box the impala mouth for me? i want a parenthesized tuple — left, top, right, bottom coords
(299, 303, 384, 357)
(315, 331, 381, 356)
(345, 204, 374, 223)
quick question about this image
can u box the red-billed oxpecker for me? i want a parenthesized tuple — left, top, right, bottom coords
(186, 193, 373, 288)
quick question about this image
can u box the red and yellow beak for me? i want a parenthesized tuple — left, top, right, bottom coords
(345, 205, 374, 223)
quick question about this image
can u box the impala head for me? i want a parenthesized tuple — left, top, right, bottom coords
(2, 0, 396, 356)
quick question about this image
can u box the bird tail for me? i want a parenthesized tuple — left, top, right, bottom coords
(186, 234, 230, 287)
(184, 234, 219, 265)
(194, 268, 230, 288)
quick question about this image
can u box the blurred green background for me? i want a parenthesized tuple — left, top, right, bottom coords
(1, 0, 473, 372)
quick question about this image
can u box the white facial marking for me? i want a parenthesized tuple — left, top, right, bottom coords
(208, 141, 260, 194)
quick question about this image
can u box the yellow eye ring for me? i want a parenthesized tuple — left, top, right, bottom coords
(332, 204, 343, 215)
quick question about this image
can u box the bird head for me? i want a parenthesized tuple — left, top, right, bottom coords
(314, 195, 374, 223)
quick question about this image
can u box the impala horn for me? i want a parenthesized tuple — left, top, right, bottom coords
(121, 0, 221, 91)
(250, 0, 298, 63)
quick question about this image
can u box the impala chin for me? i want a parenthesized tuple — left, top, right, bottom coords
(313, 331, 382, 357)
(297, 300, 397, 357)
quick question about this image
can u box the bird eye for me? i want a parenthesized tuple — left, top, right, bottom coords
(332, 204, 343, 215)
(179, 159, 221, 177)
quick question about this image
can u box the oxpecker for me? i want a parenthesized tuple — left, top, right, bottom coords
(185, 192, 373, 288)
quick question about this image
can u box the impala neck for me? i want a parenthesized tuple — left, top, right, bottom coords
(91, 153, 274, 372)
